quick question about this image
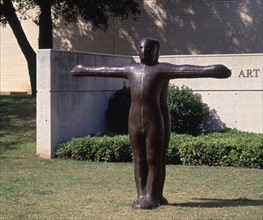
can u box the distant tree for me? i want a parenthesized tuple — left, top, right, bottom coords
(0, 0, 140, 95)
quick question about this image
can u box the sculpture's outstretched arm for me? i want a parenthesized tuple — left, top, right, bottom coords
(71, 65, 128, 78)
(163, 63, 231, 79)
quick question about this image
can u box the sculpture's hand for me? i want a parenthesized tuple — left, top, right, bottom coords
(213, 65, 231, 78)
(71, 65, 85, 76)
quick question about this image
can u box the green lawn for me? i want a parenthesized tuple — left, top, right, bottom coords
(0, 96, 263, 219)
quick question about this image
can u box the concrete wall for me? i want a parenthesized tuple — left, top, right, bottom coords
(37, 50, 131, 158)
(37, 50, 262, 159)
(159, 54, 263, 133)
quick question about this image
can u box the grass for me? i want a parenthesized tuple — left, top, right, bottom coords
(0, 96, 263, 219)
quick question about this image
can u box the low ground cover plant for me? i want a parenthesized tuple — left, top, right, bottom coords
(56, 129, 263, 168)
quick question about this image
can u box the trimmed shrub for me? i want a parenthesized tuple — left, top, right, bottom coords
(105, 86, 131, 134)
(56, 129, 263, 168)
(56, 135, 132, 162)
(177, 130, 263, 168)
(168, 85, 210, 134)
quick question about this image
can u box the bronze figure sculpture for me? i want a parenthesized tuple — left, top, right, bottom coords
(71, 38, 231, 209)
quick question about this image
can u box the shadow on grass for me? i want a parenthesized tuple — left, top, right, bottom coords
(0, 96, 36, 155)
(170, 198, 263, 208)
(0, 141, 19, 152)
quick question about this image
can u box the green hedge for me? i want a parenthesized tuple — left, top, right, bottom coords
(56, 134, 132, 162)
(56, 129, 263, 168)
(175, 130, 263, 168)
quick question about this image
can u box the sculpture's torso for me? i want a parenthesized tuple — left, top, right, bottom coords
(126, 63, 168, 133)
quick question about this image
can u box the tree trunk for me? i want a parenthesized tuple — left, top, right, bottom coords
(2, 0, 36, 95)
(38, 0, 53, 49)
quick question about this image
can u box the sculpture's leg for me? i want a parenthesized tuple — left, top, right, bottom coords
(159, 115, 170, 205)
(159, 82, 170, 205)
(129, 129, 148, 209)
(138, 125, 164, 209)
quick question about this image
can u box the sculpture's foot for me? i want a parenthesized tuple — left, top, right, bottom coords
(159, 196, 168, 205)
(132, 196, 159, 209)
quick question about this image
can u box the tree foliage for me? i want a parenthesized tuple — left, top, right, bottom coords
(0, 0, 140, 95)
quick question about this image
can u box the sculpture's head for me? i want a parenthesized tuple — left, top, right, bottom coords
(138, 38, 160, 65)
